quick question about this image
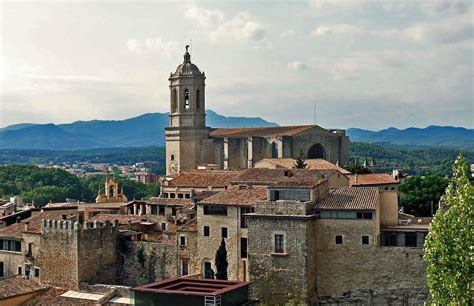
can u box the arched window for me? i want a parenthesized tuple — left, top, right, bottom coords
(307, 143, 326, 159)
(109, 186, 115, 197)
(184, 89, 190, 110)
(171, 154, 175, 161)
(171, 88, 178, 113)
(271, 142, 278, 158)
(202, 259, 213, 279)
(196, 89, 200, 109)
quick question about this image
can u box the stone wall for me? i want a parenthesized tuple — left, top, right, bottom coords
(247, 214, 317, 304)
(314, 219, 428, 304)
(118, 241, 178, 287)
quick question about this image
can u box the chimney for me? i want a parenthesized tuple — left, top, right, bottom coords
(355, 174, 358, 183)
(24, 221, 29, 231)
(16, 216, 21, 223)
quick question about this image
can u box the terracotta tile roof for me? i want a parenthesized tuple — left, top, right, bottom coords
(167, 171, 242, 188)
(255, 158, 351, 174)
(23, 287, 68, 306)
(232, 168, 330, 188)
(209, 125, 318, 138)
(89, 214, 142, 224)
(0, 276, 45, 299)
(199, 186, 268, 206)
(348, 174, 399, 186)
(177, 218, 198, 232)
(314, 187, 379, 211)
(148, 198, 194, 207)
(0, 209, 78, 238)
(192, 191, 220, 202)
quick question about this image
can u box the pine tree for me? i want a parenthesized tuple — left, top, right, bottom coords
(424, 155, 473, 304)
(294, 150, 308, 169)
(215, 238, 228, 280)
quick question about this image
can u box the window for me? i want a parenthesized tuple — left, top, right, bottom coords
(274, 234, 285, 253)
(178, 193, 184, 199)
(241, 238, 248, 258)
(240, 207, 254, 228)
(27, 243, 33, 256)
(203, 226, 210, 237)
(172, 207, 177, 216)
(405, 232, 417, 247)
(362, 236, 369, 245)
(159, 205, 165, 216)
(161, 223, 167, 231)
(163, 193, 169, 198)
(184, 89, 190, 110)
(185, 194, 191, 199)
(171, 88, 178, 113)
(180, 235, 186, 246)
(272, 190, 280, 201)
(196, 89, 200, 109)
(203, 261, 212, 279)
(203, 205, 227, 216)
(151, 206, 158, 215)
(0, 239, 21, 252)
(221, 227, 228, 238)
(171, 154, 175, 161)
(357, 212, 373, 219)
(335, 235, 343, 244)
(170, 193, 176, 198)
(271, 142, 278, 158)
(34, 268, 40, 278)
(18, 266, 22, 276)
(181, 259, 189, 276)
(0, 262, 4, 278)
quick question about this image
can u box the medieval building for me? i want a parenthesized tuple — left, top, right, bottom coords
(165, 47, 349, 176)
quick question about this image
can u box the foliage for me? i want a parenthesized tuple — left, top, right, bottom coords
(344, 159, 372, 174)
(0, 165, 160, 206)
(215, 238, 228, 280)
(424, 155, 474, 304)
(398, 176, 448, 216)
(350, 142, 474, 176)
(293, 150, 307, 169)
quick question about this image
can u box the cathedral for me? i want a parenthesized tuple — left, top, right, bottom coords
(165, 47, 349, 176)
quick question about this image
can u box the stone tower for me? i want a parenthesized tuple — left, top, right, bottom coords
(165, 46, 209, 175)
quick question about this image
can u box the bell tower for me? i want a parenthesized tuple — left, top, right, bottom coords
(165, 46, 209, 176)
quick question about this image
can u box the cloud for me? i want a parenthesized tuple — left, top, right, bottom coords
(308, 0, 362, 10)
(280, 29, 295, 38)
(287, 61, 308, 71)
(184, 3, 266, 43)
(311, 24, 363, 37)
(127, 37, 178, 56)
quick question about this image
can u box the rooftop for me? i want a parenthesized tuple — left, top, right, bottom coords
(232, 168, 331, 188)
(255, 158, 351, 174)
(167, 171, 242, 188)
(209, 125, 320, 138)
(0, 276, 45, 299)
(349, 173, 399, 186)
(314, 187, 379, 211)
(147, 198, 194, 207)
(133, 277, 251, 297)
(88, 214, 142, 225)
(199, 186, 267, 206)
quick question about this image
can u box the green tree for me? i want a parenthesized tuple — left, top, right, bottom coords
(294, 150, 307, 169)
(214, 238, 228, 280)
(424, 155, 474, 304)
(399, 176, 448, 216)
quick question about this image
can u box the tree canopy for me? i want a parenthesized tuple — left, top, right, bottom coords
(399, 176, 448, 216)
(424, 155, 473, 304)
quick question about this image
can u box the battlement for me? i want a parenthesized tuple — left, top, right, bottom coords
(41, 219, 120, 231)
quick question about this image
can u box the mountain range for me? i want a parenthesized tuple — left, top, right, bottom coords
(0, 111, 472, 149)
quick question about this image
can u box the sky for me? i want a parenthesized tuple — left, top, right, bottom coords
(0, 0, 473, 130)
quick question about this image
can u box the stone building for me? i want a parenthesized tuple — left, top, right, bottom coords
(95, 178, 128, 203)
(165, 47, 349, 176)
(348, 173, 400, 191)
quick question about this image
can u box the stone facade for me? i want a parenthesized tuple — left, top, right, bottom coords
(165, 48, 349, 176)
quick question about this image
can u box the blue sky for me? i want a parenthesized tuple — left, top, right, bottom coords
(1, 0, 472, 130)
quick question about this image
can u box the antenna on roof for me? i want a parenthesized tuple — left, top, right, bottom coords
(313, 100, 316, 125)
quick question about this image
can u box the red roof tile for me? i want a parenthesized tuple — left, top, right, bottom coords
(209, 125, 318, 138)
(314, 187, 379, 210)
(255, 158, 351, 174)
(168, 171, 242, 188)
(199, 186, 267, 206)
(232, 168, 330, 188)
(349, 174, 399, 186)
(0, 276, 45, 299)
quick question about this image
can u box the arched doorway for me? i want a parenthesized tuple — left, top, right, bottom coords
(202, 259, 213, 279)
(307, 143, 326, 159)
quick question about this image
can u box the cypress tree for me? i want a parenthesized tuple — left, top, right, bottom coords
(294, 150, 308, 169)
(215, 238, 228, 280)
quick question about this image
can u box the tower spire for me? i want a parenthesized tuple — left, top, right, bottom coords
(184, 45, 191, 63)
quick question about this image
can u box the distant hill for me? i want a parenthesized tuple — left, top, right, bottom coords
(0, 110, 278, 150)
(347, 126, 474, 148)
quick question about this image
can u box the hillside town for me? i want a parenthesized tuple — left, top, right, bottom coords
(0, 48, 440, 306)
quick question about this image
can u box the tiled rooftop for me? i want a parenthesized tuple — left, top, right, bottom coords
(167, 171, 242, 188)
(199, 186, 267, 206)
(349, 173, 399, 186)
(314, 187, 379, 211)
(147, 198, 194, 207)
(255, 158, 351, 174)
(88, 214, 142, 225)
(209, 125, 317, 138)
(232, 168, 331, 188)
(0, 275, 45, 299)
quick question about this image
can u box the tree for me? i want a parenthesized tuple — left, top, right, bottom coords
(399, 176, 448, 216)
(214, 238, 228, 280)
(424, 155, 473, 304)
(294, 150, 307, 169)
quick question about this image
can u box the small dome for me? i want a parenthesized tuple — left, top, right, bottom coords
(171, 46, 203, 77)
